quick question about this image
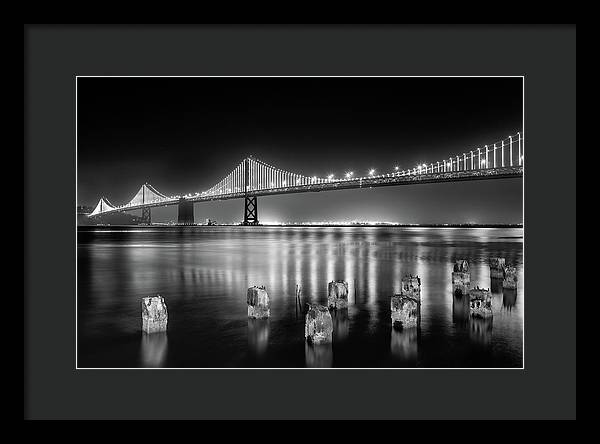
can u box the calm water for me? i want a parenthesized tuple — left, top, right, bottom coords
(77, 226, 524, 368)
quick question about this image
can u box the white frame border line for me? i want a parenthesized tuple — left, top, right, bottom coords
(75, 75, 525, 370)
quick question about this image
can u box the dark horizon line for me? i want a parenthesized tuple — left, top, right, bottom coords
(78, 223, 524, 229)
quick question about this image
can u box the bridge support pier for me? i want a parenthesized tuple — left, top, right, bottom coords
(177, 199, 195, 225)
(242, 196, 259, 226)
(141, 207, 152, 225)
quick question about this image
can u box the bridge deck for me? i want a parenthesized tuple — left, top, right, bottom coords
(94, 166, 523, 216)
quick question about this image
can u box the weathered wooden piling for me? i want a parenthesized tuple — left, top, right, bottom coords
(489, 257, 506, 279)
(391, 294, 420, 329)
(502, 265, 518, 289)
(141, 295, 168, 334)
(327, 280, 349, 309)
(469, 287, 493, 319)
(305, 304, 333, 344)
(247, 285, 270, 319)
(452, 260, 471, 297)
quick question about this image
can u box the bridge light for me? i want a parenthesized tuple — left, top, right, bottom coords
(368, 169, 375, 176)
(395, 166, 399, 171)
(345, 171, 354, 179)
(327, 174, 334, 181)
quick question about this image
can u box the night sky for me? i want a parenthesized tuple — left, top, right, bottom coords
(77, 77, 523, 224)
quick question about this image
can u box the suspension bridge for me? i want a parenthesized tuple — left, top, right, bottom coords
(86, 132, 524, 225)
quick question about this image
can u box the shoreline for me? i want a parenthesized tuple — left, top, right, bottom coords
(78, 223, 523, 229)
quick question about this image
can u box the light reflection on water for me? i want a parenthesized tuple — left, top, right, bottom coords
(77, 226, 523, 368)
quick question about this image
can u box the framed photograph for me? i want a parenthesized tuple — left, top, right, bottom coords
(76, 75, 524, 370)
(25, 25, 576, 419)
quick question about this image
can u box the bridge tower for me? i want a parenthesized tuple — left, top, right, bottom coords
(138, 184, 152, 224)
(177, 198, 195, 225)
(242, 157, 259, 226)
(141, 207, 152, 225)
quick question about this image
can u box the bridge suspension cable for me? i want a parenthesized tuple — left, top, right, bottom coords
(89, 197, 116, 216)
(200, 156, 330, 198)
(87, 131, 523, 216)
(125, 183, 172, 207)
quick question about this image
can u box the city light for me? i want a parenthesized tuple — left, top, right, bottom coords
(345, 171, 354, 179)
(395, 166, 399, 171)
(327, 174, 334, 180)
(368, 169, 375, 176)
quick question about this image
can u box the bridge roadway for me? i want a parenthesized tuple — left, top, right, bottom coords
(98, 165, 523, 216)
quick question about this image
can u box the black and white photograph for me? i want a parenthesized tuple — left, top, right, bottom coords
(76, 76, 524, 369)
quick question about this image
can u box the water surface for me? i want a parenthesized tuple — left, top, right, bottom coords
(77, 226, 523, 368)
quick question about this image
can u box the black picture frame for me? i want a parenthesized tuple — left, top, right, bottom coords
(24, 24, 576, 420)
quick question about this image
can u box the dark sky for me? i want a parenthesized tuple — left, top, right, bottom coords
(77, 77, 523, 224)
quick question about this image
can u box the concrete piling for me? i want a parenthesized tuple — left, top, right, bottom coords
(489, 257, 506, 279)
(502, 265, 518, 289)
(247, 286, 270, 319)
(401, 274, 421, 302)
(469, 287, 493, 319)
(452, 260, 471, 297)
(141, 295, 168, 334)
(327, 280, 349, 309)
(305, 304, 333, 344)
(390, 274, 422, 330)
(391, 294, 420, 329)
